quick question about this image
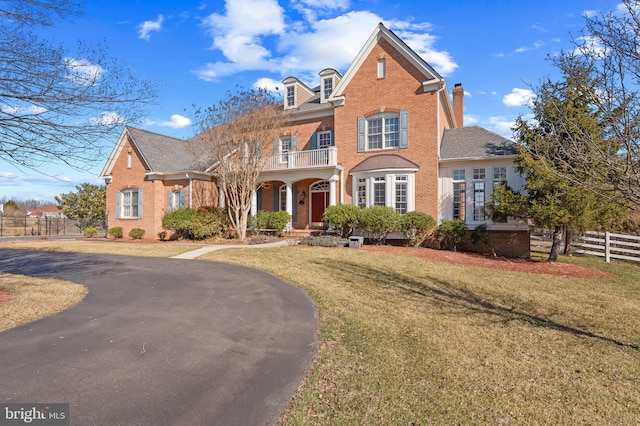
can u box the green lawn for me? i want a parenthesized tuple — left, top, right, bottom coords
(1, 240, 638, 424)
(202, 246, 640, 425)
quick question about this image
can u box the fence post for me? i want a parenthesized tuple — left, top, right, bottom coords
(605, 231, 611, 263)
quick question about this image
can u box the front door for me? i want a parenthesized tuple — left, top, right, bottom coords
(310, 181, 331, 223)
(311, 191, 329, 222)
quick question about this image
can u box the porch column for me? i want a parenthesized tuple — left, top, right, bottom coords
(329, 176, 338, 206)
(285, 182, 293, 231)
(250, 189, 257, 216)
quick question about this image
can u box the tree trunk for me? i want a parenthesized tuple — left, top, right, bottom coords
(563, 228, 573, 256)
(548, 225, 563, 262)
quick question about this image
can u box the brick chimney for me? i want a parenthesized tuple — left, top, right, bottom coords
(453, 83, 464, 128)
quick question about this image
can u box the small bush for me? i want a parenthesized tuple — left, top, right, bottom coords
(157, 231, 167, 241)
(300, 235, 348, 247)
(437, 219, 467, 251)
(192, 207, 229, 240)
(400, 211, 436, 247)
(358, 206, 400, 245)
(83, 227, 98, 238)
(322, 204, 361, 238)
(108, 227, 123, 239)
(162, 208, 196, 239)
(252, 210, 291, 235)
(128, 228, 145, 240)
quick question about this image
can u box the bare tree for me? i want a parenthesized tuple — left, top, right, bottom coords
(528, 0, 640, 207)
(0, 0, 157, 171)
(194, 88, 288, 240)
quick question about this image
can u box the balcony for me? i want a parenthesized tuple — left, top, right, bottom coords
(262, 147, 338, 171)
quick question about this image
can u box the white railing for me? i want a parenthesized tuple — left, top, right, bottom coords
(262, 147, 337, 171)
(573, 231, 640, 263)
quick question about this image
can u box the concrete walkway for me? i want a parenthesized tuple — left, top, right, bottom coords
(171, 239, 289, 259)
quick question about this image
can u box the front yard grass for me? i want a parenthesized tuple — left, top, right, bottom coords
(201, 246, 640, 425)
(0, 273, 87, 332)
(0, 239, 201, 257)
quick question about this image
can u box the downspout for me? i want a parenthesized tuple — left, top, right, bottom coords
(187, 173, 193, 208)
(340, 168, 344, 204)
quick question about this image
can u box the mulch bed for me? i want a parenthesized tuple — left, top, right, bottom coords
(361, 245, 618, 279)
(0, 290, 11, 307)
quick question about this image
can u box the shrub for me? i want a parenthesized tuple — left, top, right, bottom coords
(322, 204, 361, 238)
(162, 208, 196, 239)
(128, 228, 145, 240)
(471, 224, 497, 256)
(437, 219, 467, 251)
(192, 207, 229, 240)
(108, 227, 123, 239)
(157, 231, 167, 241)
(300, 235, 348, 247)
(358, 206, 400, 245)
(400, 211, 436, 247)
(83, 227, 98, 238)
(252, 210, 291, 235)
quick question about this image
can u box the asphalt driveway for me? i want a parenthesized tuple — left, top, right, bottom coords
(0, 249, 318, 425)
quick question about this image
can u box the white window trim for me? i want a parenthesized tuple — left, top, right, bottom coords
(120, 189, 140, 219)
(318, 130, 332, 149)
(377, 58, 386, 79)
(352, 171, 415, 213)
(279, 136, 291, 163)
(322, 77, 333, 103)
(285, 85, 295, 108)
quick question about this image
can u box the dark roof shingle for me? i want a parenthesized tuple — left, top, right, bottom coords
(440, 126, 516, 160)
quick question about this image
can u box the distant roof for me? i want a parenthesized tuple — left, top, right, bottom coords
(350, 154, 419, 173)
(440, 126, 516, 160)
(126, 127, 210, 172)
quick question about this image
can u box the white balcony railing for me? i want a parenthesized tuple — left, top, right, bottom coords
(262, 147, 338, 171)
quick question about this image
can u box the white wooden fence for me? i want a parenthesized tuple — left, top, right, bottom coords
(573, 231, 640, 263)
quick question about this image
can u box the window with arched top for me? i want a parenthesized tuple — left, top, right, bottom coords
(310, 181, 330, 192)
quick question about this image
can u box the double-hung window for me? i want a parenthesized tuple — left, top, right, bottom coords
(373, 177, 386, 206)
(452, 169, 466, 221)
(323, 78, 333, 100)
(367, 115, 399, 150)
(279, 137, 291, 162)
(493, 166, 508, 223)
(286, 86, 295, 108)
(357, 178, 367, 208)
(116, 188, 143, 219)
(395, 176, 408, 214)
(473, 168, 486, 221)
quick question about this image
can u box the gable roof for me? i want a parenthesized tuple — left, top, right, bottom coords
(350, 154, 419, 173)
(100, 127, 210, 178)
(440, 126, 516, 161)
(332, 23, 443, 101)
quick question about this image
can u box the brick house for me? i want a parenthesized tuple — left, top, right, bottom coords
(100, 23, 528, 255)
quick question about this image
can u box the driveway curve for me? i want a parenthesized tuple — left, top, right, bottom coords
(0, 248, 318, 425)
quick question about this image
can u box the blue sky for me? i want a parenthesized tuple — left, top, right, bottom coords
(0, 0, 623, 202)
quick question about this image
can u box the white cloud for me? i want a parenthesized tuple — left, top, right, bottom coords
(64, 58, 104, 86)
(159, 114, 192, 129)
(196, 3, 457, 82)
(91, 111, 126, 126)
(464, 115, 478, 125)
(514, 41, 544, 53)
(488, 117, 516, 139)
(503, 88, 536, 107)
(583, 9, 598, 18)
(139, 15, 164, 40)
(253, 77, 282, 93)
(0, 104, 47, 115)
(574, 35, 607, 58)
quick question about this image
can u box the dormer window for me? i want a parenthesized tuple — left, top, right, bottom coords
(286, 86, 295, 108)
(323, 78, 333, 100)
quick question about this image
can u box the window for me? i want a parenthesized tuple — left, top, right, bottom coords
(473, 168, 485, 180)
(323, 78, 333, 100)
(453, 169, 465, 221)
(357, 178, 366, 208)
(367, 115, 399, 150)
(167, 190, 186, 212)
(286, 86, 295, 107)
(378, 58, 386, 78)
(127, 150, 132, 169)
(279, 185, 287, 211)
(116, 188, 143, 219)
(493, 167, 508, 223)
(395, 176, 407, 214)
(318, 131, 332, 149)
(373, 177, 386, 206)
(279, 137, 291, 162)
(473, 182, 486, 221)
